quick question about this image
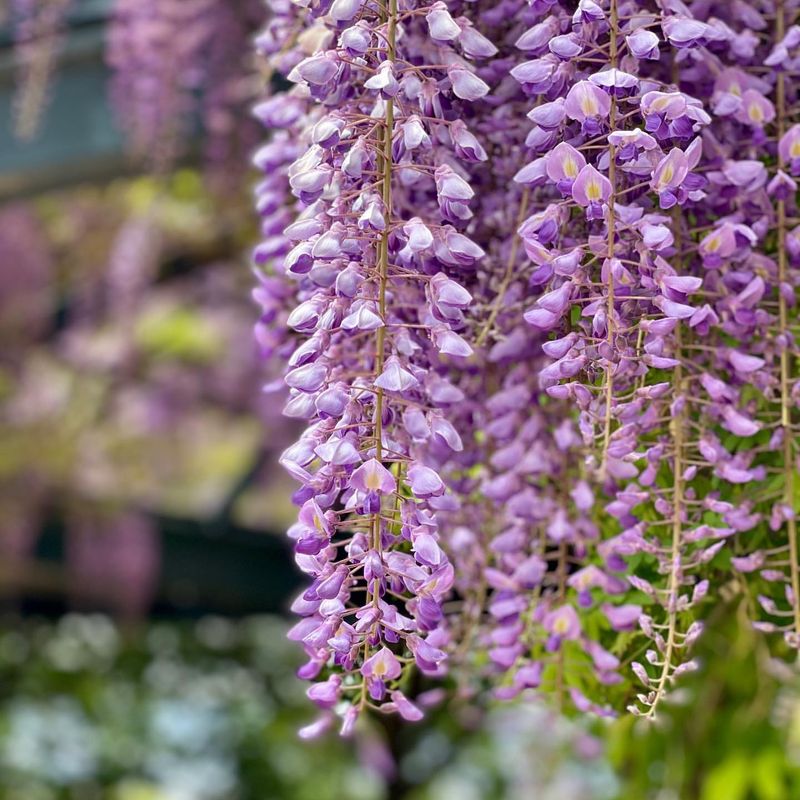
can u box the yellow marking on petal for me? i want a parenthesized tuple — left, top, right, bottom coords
(792, 140, 800, 158)
(661, 163, 674, 185)
(705, 235, 720, 252)
(586, 180, 602, 201)
(554, 617, 570, 635)
(748, 103, 764, 123)
(580, 95, 598, 116)
(564, 156, 578, 178)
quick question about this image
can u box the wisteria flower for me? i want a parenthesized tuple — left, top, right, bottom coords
(573, 164, 612, 218)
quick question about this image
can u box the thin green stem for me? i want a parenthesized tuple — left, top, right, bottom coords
(599, 0, 618, 478)
(475, 188, 530, 347)
(775, 0, 800, 645)
(361, 0, 398, 712)
(644, 324, 684, 720)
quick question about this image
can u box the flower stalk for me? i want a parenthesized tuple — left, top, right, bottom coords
(600, 0, 618, 480)
(775, 0, 800, 645)
(644, 326, 684, 720)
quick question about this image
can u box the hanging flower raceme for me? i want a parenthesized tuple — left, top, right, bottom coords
(507, 0, 748, 716)
(9, 0, 71, 140)
(696, 0, 800, 655)
(107, 0, 262, 173)
(427, 0, 637, 715)
(253, 0, 497, 734)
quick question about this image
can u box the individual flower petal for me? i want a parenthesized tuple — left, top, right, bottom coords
(572, 164, 611, 212)
(447, 65, 490, 101)
(407, 463, 446, 498)
(627, 28, 660, 60)
(426, 2, 460, 41)
(351, 459, 397, 494)
(375, 356, 418, 392)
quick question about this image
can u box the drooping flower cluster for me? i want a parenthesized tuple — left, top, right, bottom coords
(691, 0, 800, 653)
(253, 0, 800, 730)
(107, 0, 262, 174)
(253, 0, 501, 735)
(8, 0, 71, 140)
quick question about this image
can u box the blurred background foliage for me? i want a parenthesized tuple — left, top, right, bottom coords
(0, 604, 797, 799)
(2, 3, 800, 799)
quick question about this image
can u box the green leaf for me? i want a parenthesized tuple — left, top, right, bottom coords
(752, 750, 787, 800)
(701, 754, 750, 800)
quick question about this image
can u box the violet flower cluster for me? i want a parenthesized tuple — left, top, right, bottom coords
(107, 0, 262, 174)
(253, 0, 800, 730)
(8, 0, 71, 140)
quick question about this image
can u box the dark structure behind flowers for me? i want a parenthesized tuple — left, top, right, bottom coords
(253, 0, 800, 734)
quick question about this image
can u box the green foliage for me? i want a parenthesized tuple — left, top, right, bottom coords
(608, 601, 800, 800)
(135, 306, 224, 363)
(0, 604, 799, 799)
(0, 616, 381, 800)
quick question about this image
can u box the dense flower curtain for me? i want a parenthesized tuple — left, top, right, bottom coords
(250, 0, 800, 734)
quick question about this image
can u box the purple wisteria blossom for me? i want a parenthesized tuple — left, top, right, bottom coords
(253, 0, 490, 734)
(252, 0, 800, 730)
